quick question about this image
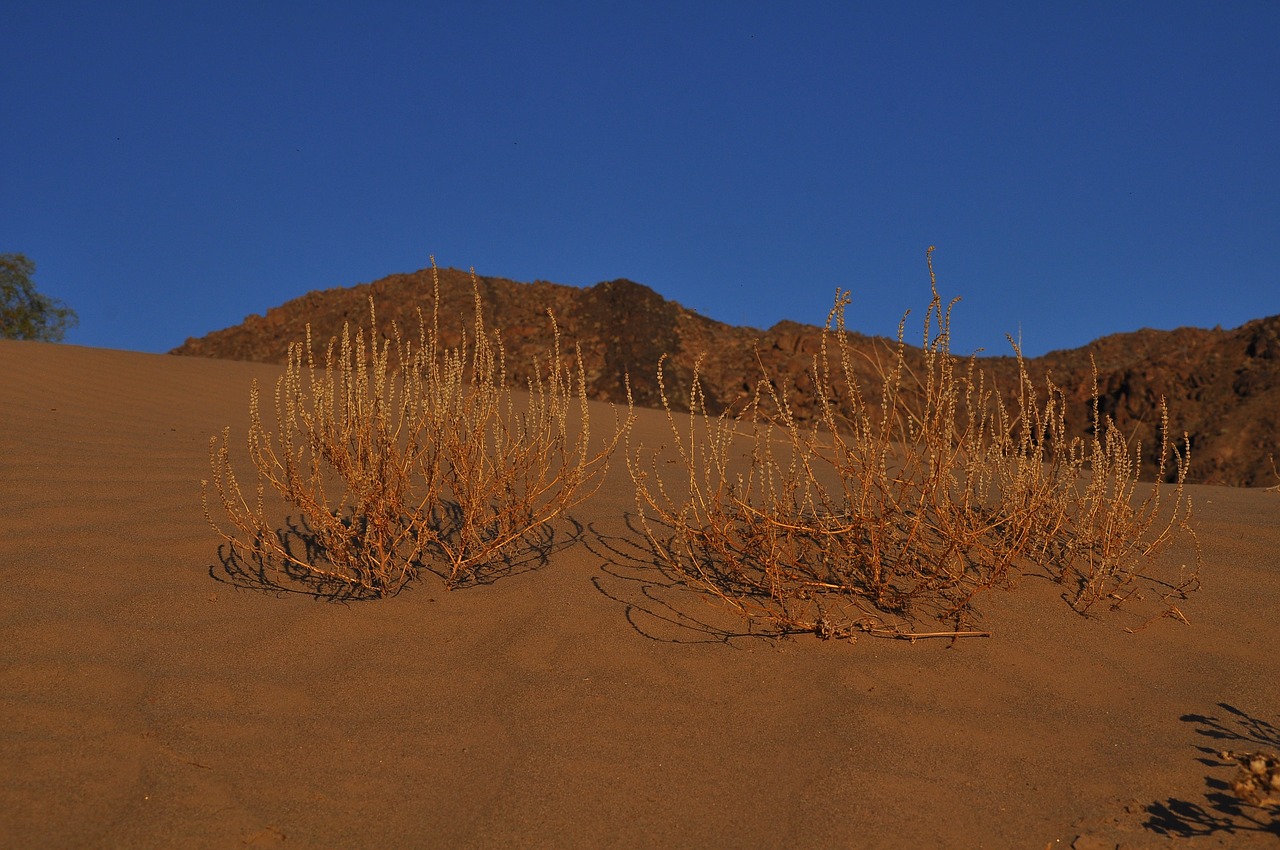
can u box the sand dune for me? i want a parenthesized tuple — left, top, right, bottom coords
(2, 338, 1277, 848)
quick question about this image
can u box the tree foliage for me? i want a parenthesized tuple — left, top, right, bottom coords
(0, 253, 79, 342)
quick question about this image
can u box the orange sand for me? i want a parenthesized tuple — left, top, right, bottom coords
(1, 338, 1277, 848)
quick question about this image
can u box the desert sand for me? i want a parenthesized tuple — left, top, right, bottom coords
(1, 337, 1277, 849)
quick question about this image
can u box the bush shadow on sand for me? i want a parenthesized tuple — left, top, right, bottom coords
(585, 512, 800, 646)
(208, 508, 582, 601)
(1143, 703, 1280, 839)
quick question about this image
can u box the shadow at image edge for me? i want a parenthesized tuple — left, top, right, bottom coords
(1142, 703, 1280, 838)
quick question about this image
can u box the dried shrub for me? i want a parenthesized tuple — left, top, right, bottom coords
(629, 248, 1200, 639)
(204, 261, 631, 597)
(1217, 750, 1280, 808)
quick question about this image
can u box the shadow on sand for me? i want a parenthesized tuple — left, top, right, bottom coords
(583, 512, 777, 646)
(207, 508, 581, 601)
(1144, 703, 1279, 839)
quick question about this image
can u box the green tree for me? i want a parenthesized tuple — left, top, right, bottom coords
(1, 253, 78, 341)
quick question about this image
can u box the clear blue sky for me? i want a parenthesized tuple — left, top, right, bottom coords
(3, 1, 1277, 358)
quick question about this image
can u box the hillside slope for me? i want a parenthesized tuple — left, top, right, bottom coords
(172, 266, 1280, 487)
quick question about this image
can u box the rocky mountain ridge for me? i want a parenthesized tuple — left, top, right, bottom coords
(171, 266, 1280, 487)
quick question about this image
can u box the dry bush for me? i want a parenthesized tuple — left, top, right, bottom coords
(204, 261, 631, 597)
(629, 248, 1200, 640)
(1217, 750, 1280, 808)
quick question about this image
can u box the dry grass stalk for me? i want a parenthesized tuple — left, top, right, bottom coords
(204, 260, 632, 596)
(629, 248, 1200, 639)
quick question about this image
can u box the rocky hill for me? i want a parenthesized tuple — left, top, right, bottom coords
(171, 266, 1280, 487)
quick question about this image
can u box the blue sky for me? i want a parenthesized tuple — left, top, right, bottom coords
(3, 1, 1277, 358)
